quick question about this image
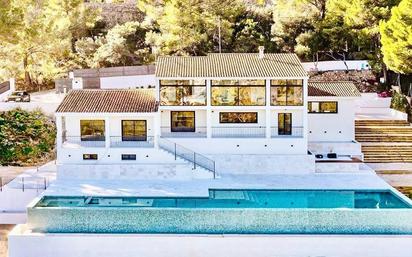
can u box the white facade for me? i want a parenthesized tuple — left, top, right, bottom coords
(302, 60, 370, 72)
(55, 73, 366, 177)
(308, 96, 358, 142)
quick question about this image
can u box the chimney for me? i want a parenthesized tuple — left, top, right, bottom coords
(258, 46, 265, 59)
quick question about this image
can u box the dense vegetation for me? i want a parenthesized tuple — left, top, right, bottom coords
(0, 109, 56, 166)
(0, 0, 411, 91)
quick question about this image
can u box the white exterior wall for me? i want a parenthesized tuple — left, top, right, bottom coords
(302, 60, 370, 71)
(58, 113, 160, 165)
(211, 109, 266, 127)
(100, 75, 156, 89)
(9, 227, 412, 257)
(63, 114, 155, 138)
(160, 109, 207, 128)
(72, 77, 83, 89)
(158, 77, 309, 156)
(308, 97, 357, 142)
(269, 109, 304, 127)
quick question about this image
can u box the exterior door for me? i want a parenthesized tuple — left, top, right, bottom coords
(171, 111, 195, 132)
(278, 113, 292, 135)
(122, 120, 147, 141)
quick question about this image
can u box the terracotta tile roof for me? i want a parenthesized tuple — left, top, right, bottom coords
(156, 53, 308, 78)
(56, 89, 159, 113)
(308, 81, 361, 97)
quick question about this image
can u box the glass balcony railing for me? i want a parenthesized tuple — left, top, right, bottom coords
(110, 136, 154, 148)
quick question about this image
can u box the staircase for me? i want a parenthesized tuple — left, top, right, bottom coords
(158, 137, 216, 179)
(355, 119, 412, 163)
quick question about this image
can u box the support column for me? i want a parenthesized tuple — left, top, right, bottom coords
(206, 80, 212, 138)
(105, 117, 110, 149)
(153, 113, 160, 148)
(302, 78, 309, 152)
(265, 79, 271, 138)
(56, 115, 63, 148)
(206, 109, 212, 138)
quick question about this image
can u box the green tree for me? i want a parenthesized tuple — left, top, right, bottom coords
(75, 21, 153, 68)
(139, 0, 244, 55)
(328, 0, 401, 80)
(0, 0, 99, 89)
(0, 108, 56, 166)
(230, 4, 276, 52)
(380, 0, 412, 74)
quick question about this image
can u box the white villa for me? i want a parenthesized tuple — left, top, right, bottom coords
(55, 52, 362, 179)
(9, 51, 412, 257)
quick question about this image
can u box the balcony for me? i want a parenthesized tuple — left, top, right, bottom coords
(62, 136, 106, 148)
(161, 127, 207, 138)
(271, 126, 304, 138)
(211, 126, 266, 138)
(110, 136, 154, 148)
(62, 136, 155, 148)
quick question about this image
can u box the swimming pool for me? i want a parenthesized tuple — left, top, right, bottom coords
(28, 189, 412, 234)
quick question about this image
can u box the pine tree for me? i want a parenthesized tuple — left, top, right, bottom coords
(380, 0, 412, 74)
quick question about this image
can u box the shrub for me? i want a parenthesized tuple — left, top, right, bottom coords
(390, 91, 410, 114)
(0, 108, 56, 166)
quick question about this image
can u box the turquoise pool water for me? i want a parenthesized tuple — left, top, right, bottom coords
(36, 189, 410, 209)
(28, 189, 412, 234)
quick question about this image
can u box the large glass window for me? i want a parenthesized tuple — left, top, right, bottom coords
(211, 80, 265, 106)
(80, 120, 105, 141)
(308, 101, 338, 113)
(219, 112, 258, 123)
(160, 80, 206, 106)
(122, 120, 147, 141)
(171, 111, 195, 132)
(271, 80, 303, 106)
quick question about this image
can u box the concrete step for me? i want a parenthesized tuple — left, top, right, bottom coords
(375, 170, 412, 175)
(355, 120, 409, 126)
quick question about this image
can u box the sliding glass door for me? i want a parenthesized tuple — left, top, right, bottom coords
(278, 113, 292, 135)
(122, 120, 147, 141)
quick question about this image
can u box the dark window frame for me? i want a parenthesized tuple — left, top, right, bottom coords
(308, 101, 338, 114)
(278, 113, 292, 135)
(211, 85, 266, 106)
(160, 80, 206, 106)
(219, 112, 258, 124)
(170, 111, 196, 132)
(121, 120, 147, 141)
(270, 79, 303, 106)
(83, 154, 98, 160)
(80, 120, 105, 141)
(121, 154, 137, 161)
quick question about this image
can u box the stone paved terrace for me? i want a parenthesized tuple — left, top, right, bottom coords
(45, 172, 391, 197)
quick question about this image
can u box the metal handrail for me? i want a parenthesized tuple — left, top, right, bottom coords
(0, 176, 51, 192)
(158, 137, 216, 179)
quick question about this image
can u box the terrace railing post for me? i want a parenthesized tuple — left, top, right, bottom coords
(22, 177, 24, 192)
(174, 143, 177, 160)
(213, 162, 216, 179)
(44, 177, 47, 190)
(0, 177, 2, 192)
(194, 153, 196, 170)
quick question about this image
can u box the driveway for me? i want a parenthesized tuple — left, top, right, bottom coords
(0, 90, 65, 116)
